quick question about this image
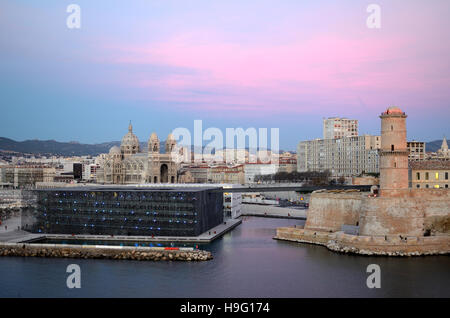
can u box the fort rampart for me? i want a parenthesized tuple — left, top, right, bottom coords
(275, 189, 449, 256)
(275, 227, 449, 256)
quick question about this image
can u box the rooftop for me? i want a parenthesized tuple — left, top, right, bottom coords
(33, 185, 222, 192)
(381, 106, 406, 116)
(409, 160, 450, 170)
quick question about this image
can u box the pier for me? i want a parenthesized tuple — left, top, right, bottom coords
(0, 217, 242, 261)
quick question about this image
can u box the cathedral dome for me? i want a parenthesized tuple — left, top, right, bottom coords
(109, 146, 121, 155)
(120, 121, 140, 154)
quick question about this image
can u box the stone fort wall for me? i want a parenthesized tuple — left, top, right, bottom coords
(304, 189, 450, 237)
(359, 189, 450, 236)
(304, 191, 363, 232)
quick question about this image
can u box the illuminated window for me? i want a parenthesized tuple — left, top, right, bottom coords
(435, 172, 439, 180)
(434, 185, 440, 189)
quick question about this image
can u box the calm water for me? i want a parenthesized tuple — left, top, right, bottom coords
(0, 217, 449, 297)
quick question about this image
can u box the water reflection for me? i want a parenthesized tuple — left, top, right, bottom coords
(0, 217, 448, 297)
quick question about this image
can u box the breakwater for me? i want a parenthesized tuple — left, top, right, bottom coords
(0, 242, 212, 261)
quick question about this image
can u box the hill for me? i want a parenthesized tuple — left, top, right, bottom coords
(0, 137, 152, 157)
(426, 140, 444, 153)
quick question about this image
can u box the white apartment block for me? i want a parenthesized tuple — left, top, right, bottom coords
(323, 117, 358, 139)
(244, 163, 278, 183)
(83, 163, 100, 181)
(214, 149, 249, 164)
(407, 141, 426, 161)
(297, 135, 381, 177)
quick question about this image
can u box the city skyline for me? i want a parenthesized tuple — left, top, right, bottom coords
(1, 1, 450, 149)
(1, 0, 449, 304)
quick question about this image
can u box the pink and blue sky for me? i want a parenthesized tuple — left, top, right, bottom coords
(1, 0, 449, 149)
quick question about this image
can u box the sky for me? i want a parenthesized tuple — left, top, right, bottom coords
(0, 0, 449, 150)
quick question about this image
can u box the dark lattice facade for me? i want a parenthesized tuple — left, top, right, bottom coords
(25, 187, 223, 236)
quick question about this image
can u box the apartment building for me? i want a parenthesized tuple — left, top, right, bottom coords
(407, 141, 426, 161)
(323, 117, 358, 139)
(0, 165, 56, 188)
(208, 164, 245, 184)
(297, 135, 381, 177)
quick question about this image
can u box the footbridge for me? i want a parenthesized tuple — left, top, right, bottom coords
(211, 185, 372, 193)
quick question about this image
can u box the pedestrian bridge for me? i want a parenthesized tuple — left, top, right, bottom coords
(212, 185, 372, 193)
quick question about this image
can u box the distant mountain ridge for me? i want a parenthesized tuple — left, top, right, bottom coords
(0, 137, 441, 157)
(0, 137, 149, 157)
(0, 137, 120, 156)
(425, 139, 445, 153)
(0, 137, 219, 157)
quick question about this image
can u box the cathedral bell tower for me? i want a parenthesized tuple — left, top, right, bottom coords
(148, 132, 160, 183)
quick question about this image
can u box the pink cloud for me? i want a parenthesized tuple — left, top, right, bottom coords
(97, 27, 450, 116)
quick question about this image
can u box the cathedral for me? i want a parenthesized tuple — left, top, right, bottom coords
(96, 122, 180, 184)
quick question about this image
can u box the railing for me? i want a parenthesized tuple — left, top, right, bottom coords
(211, 185, 372, 193)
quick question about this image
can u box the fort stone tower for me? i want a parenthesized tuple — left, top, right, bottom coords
(379, 106, 409, 196)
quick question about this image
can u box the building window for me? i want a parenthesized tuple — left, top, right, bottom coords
(446, 184, 448, 188)
(425, 172, 429, 180)
(416, 172, 420, 180)
(416, 184, 420, 188)
(435, 172, 439, 180)
(425, 184, 429, 188)
(446, 172, 448, 180)
(434, 185, 440, 189)
(391, 145, 394, 151)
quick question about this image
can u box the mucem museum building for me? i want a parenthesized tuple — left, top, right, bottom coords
(24, 187, 223, 236)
